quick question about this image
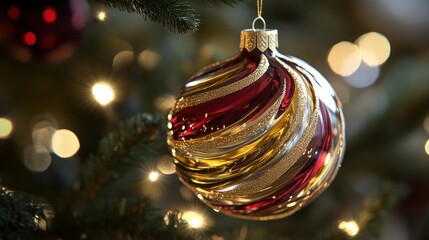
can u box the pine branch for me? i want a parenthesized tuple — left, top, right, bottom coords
(95, 0, 199, 34)
(78, 113, 164, 200)
(0, 186, 50, 240)
(94, 0, 249, 33)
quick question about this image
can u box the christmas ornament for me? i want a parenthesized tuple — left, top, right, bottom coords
(0, 0, 89, 63)
(167, 1, 345, 220)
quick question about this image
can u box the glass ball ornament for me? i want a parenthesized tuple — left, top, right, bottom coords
(0, 0, 89, 63)
(167, 27, 345, 220)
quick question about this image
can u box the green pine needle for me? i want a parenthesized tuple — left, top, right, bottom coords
(95, 0, 200, 34)
(94, 0, 249, 33)
(0, 187, 50, 239)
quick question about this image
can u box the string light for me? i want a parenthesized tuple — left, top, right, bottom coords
(338, 220, 360, 237)
(97, 11, 107, 22)
(148, 171, 159, 182)
(92, 82, 115, 106)
(182, 211, 205, 229)
(0, 118, 13, 139)
(51, 129, 80, 158)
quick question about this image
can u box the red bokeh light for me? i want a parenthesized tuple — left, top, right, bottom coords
(24, 32, 37, 46)
(43, 7, 57, 24)
(7, 6, 20, 20)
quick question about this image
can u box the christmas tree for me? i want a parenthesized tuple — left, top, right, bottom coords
(1, 0, 429, 239)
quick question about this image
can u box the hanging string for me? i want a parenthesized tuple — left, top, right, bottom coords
(257, 0, 263, 17)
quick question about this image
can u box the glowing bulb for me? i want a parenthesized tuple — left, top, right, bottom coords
(92, 82, 115, 106)
(148, 171, 159, 182)
(97, 11, 106, 21)
(182, 211, 205, 229)
(328, 41, 362, 77)
(51, 129, 80, 158)
(338, 220, 360, 237)
(356, 32, 390, 67)
(425, 139, 429, 156)
(0, 118, 13, 139)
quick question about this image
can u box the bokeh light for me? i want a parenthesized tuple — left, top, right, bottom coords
(24, 32, 37, 46)
(338, 220, 360, 237)
(43, 6, 57, 24)
(112, 50, 134, 70)
(24, 146, 52, 172)
(148, 171, 159, 182)
(32, 120, 56, 149)
(138, 50, 161, 71)
(154, 94, 176, 112)
(182, 211, 205, 229)
(328, 41, 362, 77)
(345, 63, 380, 88)
(356, 32, 391, 67)
(51, 129, 80, 158)
(425, 139, 429, 156)
(8, 6, 20, 20)
(92, 82, 115, 106)
(157, 155, 176, 175)
(0, 118, 13, 139)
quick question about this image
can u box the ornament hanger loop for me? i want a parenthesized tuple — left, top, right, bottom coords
(252, 16, 266, 31)
(252, 0, 266, 31)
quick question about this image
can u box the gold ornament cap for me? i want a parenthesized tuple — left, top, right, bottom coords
(240, 29, 278, 52)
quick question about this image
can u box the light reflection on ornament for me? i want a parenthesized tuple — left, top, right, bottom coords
(51, 129, 80, 158)
(356, 32, 391, 67)
(328, 41, 362, 77)
(338, 220, 360, 237)
(92, 82, 115, 106)
(0, 118, 13, 139)
(425, 139, 429, 156)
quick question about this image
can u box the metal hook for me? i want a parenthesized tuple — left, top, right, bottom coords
(252, 16, 266, 31)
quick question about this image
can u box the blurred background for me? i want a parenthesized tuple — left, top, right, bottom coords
(1, 0, 429, 239)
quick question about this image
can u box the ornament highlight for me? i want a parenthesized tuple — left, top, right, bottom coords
(167, 24, 345, 220)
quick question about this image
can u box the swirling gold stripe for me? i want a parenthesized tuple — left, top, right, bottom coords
(197, 59, 320, 200)
(174, 54, 269, 111)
